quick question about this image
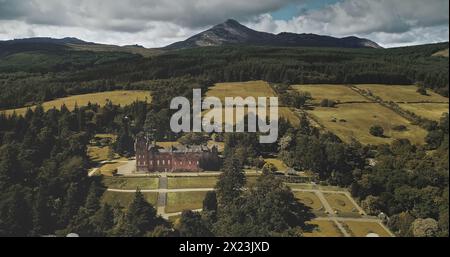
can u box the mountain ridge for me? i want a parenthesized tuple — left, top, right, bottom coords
(165, 19, 382, 49)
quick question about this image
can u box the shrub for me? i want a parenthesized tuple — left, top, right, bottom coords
(369, 125, 384, 137)
(320, 99, 336, 107)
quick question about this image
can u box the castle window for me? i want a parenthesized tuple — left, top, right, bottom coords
(157, 160, 160, 165)
(189, 161, 191, 165)
(168, 160, 171, 164)
(196, 161, 199, 165)
(162, 160, 165, 165)
(150, 160, 152, 165)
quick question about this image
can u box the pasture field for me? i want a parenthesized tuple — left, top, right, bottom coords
(101, 191, 158, 207)
(356, 84, 449, 103)
(2, 90, 151, 116)
(205, 80, 277, 101)
(399, 103, 449, 121)
(342, 221, 392, 237)
(293, 191, 326, 215)
(201, 106, 298, 126)
(102, 177, 159, 190)
(167, 176, 218, 189)
(303, 220, 343, 237)
(307, 103, 428, 145)
(292, 84, 369, 104)
(166, 191, 208, 213)
(204, 81, 299, 126)
(323, 193, 360, 217)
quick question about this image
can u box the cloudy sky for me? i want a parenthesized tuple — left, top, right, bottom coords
(0, 0, 448, 48)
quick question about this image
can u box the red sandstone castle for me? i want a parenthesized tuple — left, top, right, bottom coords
(135, 136, 219, 172)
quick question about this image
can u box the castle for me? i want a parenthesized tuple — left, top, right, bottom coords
(134, 136, 219, 172)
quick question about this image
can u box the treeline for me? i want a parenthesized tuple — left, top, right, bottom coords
(1, 43, 448, 110)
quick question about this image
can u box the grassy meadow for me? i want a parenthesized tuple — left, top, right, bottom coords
(292, 84, 369, 104)
(356, 84, 449, 103)
(307, 103, 428, 145)
(2, 90, 151, 116)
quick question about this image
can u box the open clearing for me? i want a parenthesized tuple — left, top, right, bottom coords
(307, 103, 427, 145)
(323, 193, 360, 217)
(303, 220, 343, 237)
(342, 221, 392, 237)
(101, 191, 158, 207)
(294, 191, 325, 215)
(356, 85, 448, 103)
(2, 90, 151, 116)
(399, 103, 449, 121)
(292, 84, 369, 104)
(166, 191, 208, 213)
(167, 176, 218, 189)
(102, 177, 159, 190)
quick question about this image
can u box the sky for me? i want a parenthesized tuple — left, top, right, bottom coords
(0, 0, 448, 48)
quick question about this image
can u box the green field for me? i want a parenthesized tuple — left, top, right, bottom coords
(101, 191, 158, 207)
(357, 84, 449, 103)
(2, 90, 151, 116)
(102, 177, 159, 190)
(323, 193, 360, 217)
(303, 220, 343, 237)
(264, 158, 288, 171)
(166, 191, 208, 213)
(342, 221, 392, 237)
(206, 80, 277, 101)
(308, 103, 428, 145)
(399, 103, 449, 121)
(167, 176, 218, 189)
(294, 191, 326, 215)
(292, 84, 369, 104)
(205, 81, 299, 126)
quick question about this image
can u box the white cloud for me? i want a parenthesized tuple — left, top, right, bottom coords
(0, 0, 448, 48)
(245, 0, 449, 47)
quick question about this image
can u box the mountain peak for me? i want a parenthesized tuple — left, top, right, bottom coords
(165, 19, 382, 49)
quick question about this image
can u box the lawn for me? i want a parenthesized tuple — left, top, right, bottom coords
(342, 221, 392, 237)
(323, 193, 360, 217)
(303, 220, 343, 237)
(2, 90, 151, 116)
(292, 84, 369, 104)
(307, 103, 428, 145)
(356, 84, 449, 103)
(166, 191, 208, 213)
(87, 146, 110, 162)
(264, 158, 288, 171)
(293, 192, 326, 215)
(167, 176, 218, 189)
(101, 191, 158, 208)
(102, 177, 159, 190)
(399, 103, 449, 121)
(97, 160, 129, 176)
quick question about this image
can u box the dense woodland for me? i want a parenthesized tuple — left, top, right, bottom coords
(0, 42, 448, 110)
(0, 42, 448, 237)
